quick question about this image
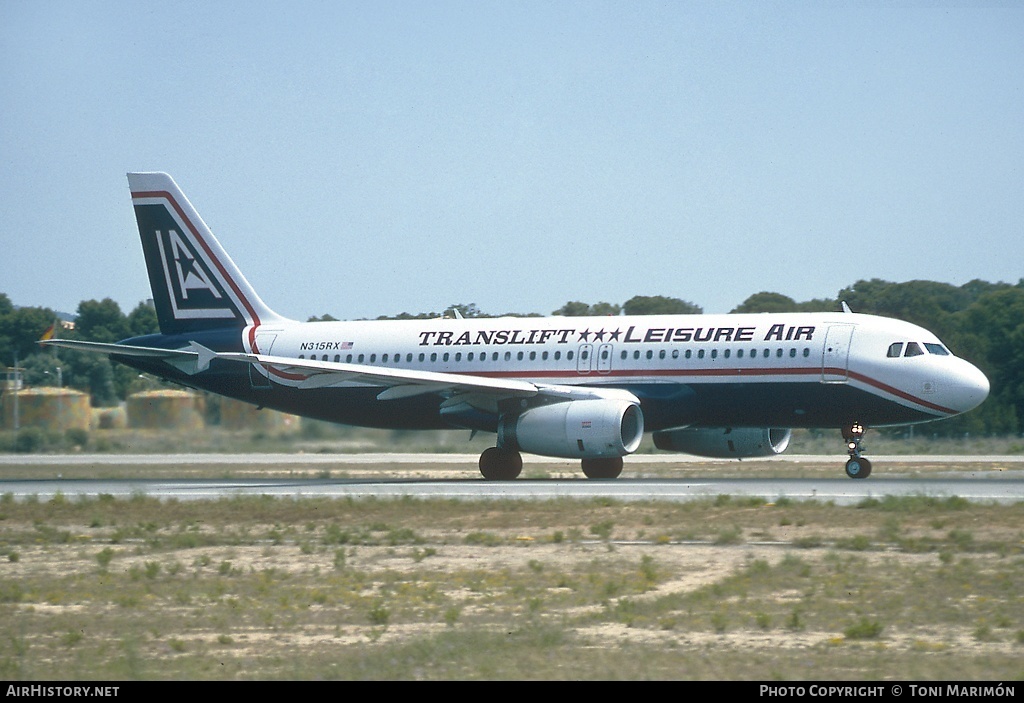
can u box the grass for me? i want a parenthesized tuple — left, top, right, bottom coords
(0, 491, 1021, 680)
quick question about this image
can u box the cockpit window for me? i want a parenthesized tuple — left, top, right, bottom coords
(904, 342, 924, 357)
(925, 343, 950, 356)
(887, 343, 904, 358)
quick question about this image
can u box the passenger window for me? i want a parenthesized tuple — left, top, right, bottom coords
(789, 348, 796, 358)
(430, 353, 437, 362)
(659, 349, 666, 360)
(904, 342, 924, 357)
(621, 351, 628, 360)
(887, 343, 904, 358)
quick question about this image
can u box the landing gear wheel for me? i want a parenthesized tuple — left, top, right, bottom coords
(581, 457, 623, 479)
(842, 423, 872, 479)
(845, 457, 872, 479)
(479, 447, 523, 480)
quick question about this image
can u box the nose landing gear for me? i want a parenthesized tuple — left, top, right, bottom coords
(843, 423, 871, 479)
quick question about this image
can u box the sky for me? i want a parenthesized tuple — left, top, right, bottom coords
(2, 1, 1022, 321)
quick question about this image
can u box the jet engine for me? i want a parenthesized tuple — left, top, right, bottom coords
(498, 398, 644, 459)
(652, 427, 792, 458)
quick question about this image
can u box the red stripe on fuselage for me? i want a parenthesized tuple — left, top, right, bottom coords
(447, 365, 956, 416)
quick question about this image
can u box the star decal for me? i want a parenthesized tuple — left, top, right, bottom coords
(175, 250, 201, 282)
(608, 328, 622, 341)
(593, 329, 606, 342)
(578, 329, 591, 342)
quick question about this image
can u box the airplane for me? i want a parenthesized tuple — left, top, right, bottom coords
(42, 172, 990, 480)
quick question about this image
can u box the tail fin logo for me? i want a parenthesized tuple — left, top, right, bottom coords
(149, 221, 237, 322)
(134, 199, 244, 330)
(159, 229, 225, 303)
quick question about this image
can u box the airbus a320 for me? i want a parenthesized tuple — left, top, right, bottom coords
(43, 172, 990, 480)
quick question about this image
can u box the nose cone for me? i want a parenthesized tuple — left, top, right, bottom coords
(950, 360, 990, 414)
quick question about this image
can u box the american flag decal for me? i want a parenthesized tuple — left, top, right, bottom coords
(581, 420, 592, 429)
(341, 341, 353, 350)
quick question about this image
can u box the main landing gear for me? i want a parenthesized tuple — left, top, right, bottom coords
(479, 446, 523, 480)
(477, 448, 624, 480)
(843, 423, 872, 479)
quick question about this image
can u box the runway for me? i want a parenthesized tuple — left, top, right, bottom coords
(1, 453, 1022, 505)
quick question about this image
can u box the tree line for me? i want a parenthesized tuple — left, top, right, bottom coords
(3, 278, 1021, 437)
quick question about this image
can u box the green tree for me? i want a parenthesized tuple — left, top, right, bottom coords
(955, 286, 1024, 432)
(622, 295, 701, 316)
(553, 301, 595, 316)
(447, 303, 487, 318)
(75, 298, 129, 343)
(731, 292, 799, 314)
(0, 304, 57, 365)
(125, 302, 159, 337)
(552, 301, 622, 316)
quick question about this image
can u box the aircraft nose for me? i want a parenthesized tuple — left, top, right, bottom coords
(951, 360, 990, 414)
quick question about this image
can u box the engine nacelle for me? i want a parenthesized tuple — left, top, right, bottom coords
(652, 427, 792, 458)
(498, 399, 644, 459)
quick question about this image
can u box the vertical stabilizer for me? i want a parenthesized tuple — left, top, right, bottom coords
(127, 172, 288, 335)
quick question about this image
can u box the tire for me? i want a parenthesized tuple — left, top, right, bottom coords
(581, 457, 623, 479)
(845, 457, 872, 479)
(479, 447, 523, 480)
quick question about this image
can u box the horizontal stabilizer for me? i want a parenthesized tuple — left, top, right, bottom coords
(38, 339, 209, 374)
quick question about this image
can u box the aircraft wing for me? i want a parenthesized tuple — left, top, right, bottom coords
(216, 351, 639, 406)
(216, 350, 541, 400)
